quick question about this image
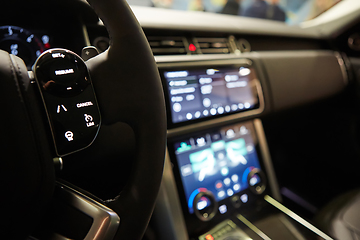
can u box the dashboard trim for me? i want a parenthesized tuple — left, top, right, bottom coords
(237, 214, 271, 240)
(254, 119, 281, 202)
(265, 195, 334, 240)
(54, 183, 120, 240)
(335, 52, 349, 86)
(154, 150, 190, 240)
(129, 6, 321, 39)
(82, 23, 91, 47)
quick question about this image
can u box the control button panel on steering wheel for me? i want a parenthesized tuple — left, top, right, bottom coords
(33, 48, 101, 156)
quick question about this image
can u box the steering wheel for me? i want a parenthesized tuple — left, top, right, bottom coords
(0, 0, 166, 239)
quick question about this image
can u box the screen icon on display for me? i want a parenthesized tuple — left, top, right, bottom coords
(217, 191, 226, 199)
(241, 194, 249, 203)
(181, 164, 193, 177)
(219, 204, 227, 214)
(175, 141, 192, 153)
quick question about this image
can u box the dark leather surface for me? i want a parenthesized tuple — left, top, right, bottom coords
(0, 0, 166, 239)
(0, 51, 55, 238)
(85, 0, 167, 239)
(315, 190, 360, 240)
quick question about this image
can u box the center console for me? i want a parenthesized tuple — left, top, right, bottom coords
(168, 121, 268, 232)
(152, 56, 333, 240)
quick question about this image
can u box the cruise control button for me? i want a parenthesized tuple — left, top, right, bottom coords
(57, 104, 68, 113)
(34, 49, 90, 97)
(33, 48, 101, 156)
(65, 131, 74, 141)
(77, 101, 94, 108)
(84, 114, 95, 127)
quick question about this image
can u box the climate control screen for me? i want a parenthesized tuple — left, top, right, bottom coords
(173, 122, 262, 214)
(163, 66, 260, 124)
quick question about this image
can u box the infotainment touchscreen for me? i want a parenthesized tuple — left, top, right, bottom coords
(162, 66, 260, 124)
(172, 122, 262, 214)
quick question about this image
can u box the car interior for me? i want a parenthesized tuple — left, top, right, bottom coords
(1, 0, 360, 239)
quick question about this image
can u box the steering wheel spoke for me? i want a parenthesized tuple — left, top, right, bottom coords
(33, 182, 120, 240)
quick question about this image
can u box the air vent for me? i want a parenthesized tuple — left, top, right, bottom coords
(194, 37, 231, 54)
(147, 36, 188, 55)
(237, 38, 251, 53)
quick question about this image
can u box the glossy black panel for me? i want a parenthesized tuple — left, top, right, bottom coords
(34, 48, 100, 156)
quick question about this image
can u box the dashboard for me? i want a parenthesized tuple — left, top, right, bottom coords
(153, 49, 347, 239)
(2, 0, 360, 239)
(0, 1, 96, 67)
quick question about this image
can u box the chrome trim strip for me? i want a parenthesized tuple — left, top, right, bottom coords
(153, 150, 189, 240)
(228, 35, 239, 54)
(28, 70, 34, 80)
(278, 214, 306, 240)
(264, 195, 333, 240)
(55, 183, 120, 240)
(253, 119, 282, 201)
(334, 52, 349, 85)
(82, 23, 91, 47)
(50, 233, 72, 240)
(348, 34, 360, 51)
(236, 214, 271, 240)
(156, 57, 253, 68)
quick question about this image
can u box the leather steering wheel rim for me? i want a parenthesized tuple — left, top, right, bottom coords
(0, 0, 166, 239)
(85, 0, 167, 239)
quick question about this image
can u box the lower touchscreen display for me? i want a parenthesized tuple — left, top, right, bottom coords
(173, 122, 262, 214)
(163, 66, 260, 124)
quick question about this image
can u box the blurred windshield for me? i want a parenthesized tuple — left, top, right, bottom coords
(127, 0, 342, 24)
